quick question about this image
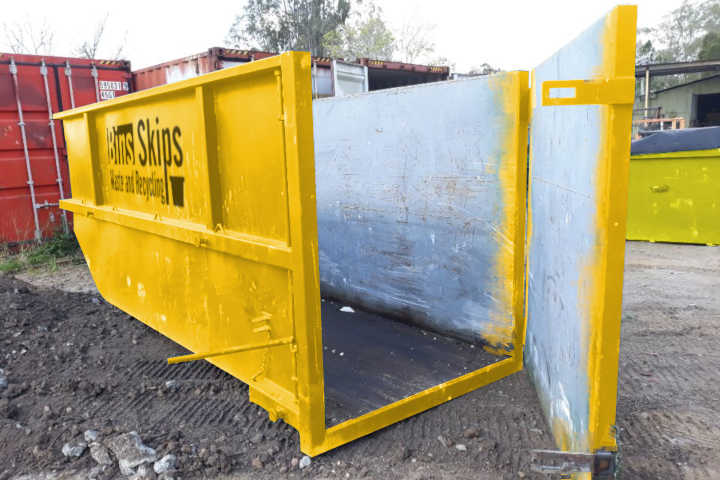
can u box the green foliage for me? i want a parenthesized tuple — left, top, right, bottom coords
(641, 0, 720, 63)
(226, 0, 454, 69)
(0, 232, 80, 274)
(393, 23, 435, 64)
(226, 0, 351, 57)
(0, 258, 23, 274)
(698, 31, 720, 60)
(468, 63, 502, 76)
(636, 0, 720, 91)
(323, 2, 394, 60)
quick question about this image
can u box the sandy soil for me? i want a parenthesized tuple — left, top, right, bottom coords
(616, 241, 720, 479)
(1, 241, 718, 479)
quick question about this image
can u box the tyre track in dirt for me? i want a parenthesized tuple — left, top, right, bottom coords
(0, 271, 554, 480)
(6, 241, 718, 479)
(617, 242, 720, 479)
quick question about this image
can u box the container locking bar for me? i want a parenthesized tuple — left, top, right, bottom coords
(167, 337, 294, 365)
(542, 77, 635, 106)
(530, 449, 616, 478)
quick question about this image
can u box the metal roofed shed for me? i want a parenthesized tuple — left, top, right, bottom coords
(56, 5, 636, 474)
(627, 127, 720, 245)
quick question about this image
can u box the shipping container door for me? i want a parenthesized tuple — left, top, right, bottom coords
(525, 4, 636, 462)
(0, 58, 68, 241)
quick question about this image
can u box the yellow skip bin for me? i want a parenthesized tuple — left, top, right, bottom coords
(627, 127, 720, 245)
(58, 51, 527, 456)
(58, 5, 636, 468)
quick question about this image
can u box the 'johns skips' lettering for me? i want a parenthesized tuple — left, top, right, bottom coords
(106, 118, 185, 207)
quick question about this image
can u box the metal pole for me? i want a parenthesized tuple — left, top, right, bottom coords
(64, 60, 76, 109)
(644, 68, 650, 118)
(91, 64, 100, 102)
(167, 337, 294, 365)
(10, 58, 42, 242)
(313, 61, 318, 99)
(41, 60, 69, 234)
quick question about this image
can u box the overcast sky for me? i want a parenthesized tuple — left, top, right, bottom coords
(2, 0, 683, 72)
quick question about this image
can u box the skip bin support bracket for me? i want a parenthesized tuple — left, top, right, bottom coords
(165, 313, 293, 367)
(167, 337, 294, 365)
(530, 449, 617, 478)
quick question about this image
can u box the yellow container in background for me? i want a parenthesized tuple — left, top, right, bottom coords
(627, 148, 720, 245)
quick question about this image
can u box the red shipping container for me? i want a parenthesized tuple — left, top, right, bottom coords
(132, 47, 449, 92)
(0, 52, 132, 243)
(132, 47, 276, 91)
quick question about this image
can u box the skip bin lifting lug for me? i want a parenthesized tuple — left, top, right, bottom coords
(541, 77, 635, 106)
(530, 449, 616, 478)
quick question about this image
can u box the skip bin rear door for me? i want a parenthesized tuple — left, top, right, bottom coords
(525, 4, 636, 461)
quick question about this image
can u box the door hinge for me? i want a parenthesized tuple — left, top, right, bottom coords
(530, 449, 616, 478)
(541, 77, 635, 106)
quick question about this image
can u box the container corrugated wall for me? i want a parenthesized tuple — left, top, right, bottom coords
(0, 53, 132, 243)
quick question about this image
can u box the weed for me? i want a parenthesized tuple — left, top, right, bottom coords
(0, 232, 80, 274)
(0, 258, 23, 274)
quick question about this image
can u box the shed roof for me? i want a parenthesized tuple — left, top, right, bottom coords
(653, 74, 720, 95)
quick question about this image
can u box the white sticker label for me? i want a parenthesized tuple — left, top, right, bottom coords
(100, 90, 116, 100)
(99, 80, 129, 91)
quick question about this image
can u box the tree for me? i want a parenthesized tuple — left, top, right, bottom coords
(468, 63, 501, 76)
(322, 1, 394, 60)
(643, 0, 720, 62)
(76, 14, 126, 60)
(698, 31, 720, 60)
(394, 23, 435, 64)
(226, 0, 351, 57)
(427, 55, 455, 71)
(635, 27, 658, 65)
(635, 0, 720, 90)
(3, 18, 54, 55)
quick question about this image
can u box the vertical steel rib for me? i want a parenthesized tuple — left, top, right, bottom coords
(10, 58, 42, 241)
(64, 60, 76, 109)
(41, 59, 68, 234)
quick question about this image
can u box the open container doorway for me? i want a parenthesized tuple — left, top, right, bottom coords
(56, 5, 636, 474)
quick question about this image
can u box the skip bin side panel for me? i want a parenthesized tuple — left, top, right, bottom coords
(627, 151, 720, 245)
(313, 72, 528, 348)
(526, 5, 636, 455)
(59, 53, 321, 436)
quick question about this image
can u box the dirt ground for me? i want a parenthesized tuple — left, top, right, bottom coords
(1, 241, 718, 479)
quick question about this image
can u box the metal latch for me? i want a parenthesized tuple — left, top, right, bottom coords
(530, 449, 616, 478)
(542, 77, 635, 106)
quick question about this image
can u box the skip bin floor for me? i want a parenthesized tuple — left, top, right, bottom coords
(321, 300, 506, 427)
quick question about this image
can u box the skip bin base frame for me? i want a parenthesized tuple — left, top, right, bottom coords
(57, 4, 637, 465)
